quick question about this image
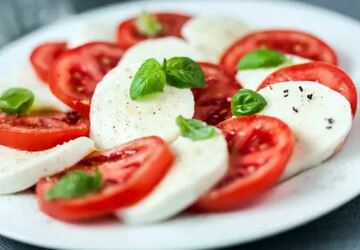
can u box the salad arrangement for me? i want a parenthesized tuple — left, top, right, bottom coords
(0, 11, 356, 224)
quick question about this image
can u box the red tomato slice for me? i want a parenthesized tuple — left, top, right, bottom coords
(0, 111, 89, 151)
(220, 30, 338, 75)
(192, 63, 240, 125)
(36, 136, 174, 221)
(193, 115, 294, 212)
(117, 12, 191, 49)
(30, 42, 67, 83)
(49, 42, 124, 116)
(259, 62, 357, 116)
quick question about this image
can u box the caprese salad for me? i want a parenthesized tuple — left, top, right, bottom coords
(0, 11, 356, 224)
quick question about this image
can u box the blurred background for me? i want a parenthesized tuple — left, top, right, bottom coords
(0, 0, 360, 48)
(0, 0, 360, 250)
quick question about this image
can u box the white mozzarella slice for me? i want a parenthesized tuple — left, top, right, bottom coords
(69, 19, 118, 48)
(90, 67, 194, 150)
(0, 137, 95, 195)
(117, 37, 208, 72)
(258, 81, 352, 180)
(236, 55, 310, 90)
(0, 66, 71, 112)
(117, 132, 228, 224)
(182, 16, 251, 62)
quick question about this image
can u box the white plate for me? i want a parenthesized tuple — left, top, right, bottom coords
(1, 0, 360, 249)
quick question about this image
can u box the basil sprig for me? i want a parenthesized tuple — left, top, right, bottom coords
(46, 169, 103, 200)
(238, 49, 288, 70)
(130, 57, 205, 100)
(0, 88, 34, 114)
(176, 115, 218, 141)
(135, 11, 163, 37)
(130, 58, 166, 100)
(231, 89, 267, 116)
(163, 57, 205, 89)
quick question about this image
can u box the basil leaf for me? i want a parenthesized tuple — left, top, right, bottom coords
(176, 115, 218, 141)
(135, 11, 163, 37)
(238, 49, 288, 70)
(46, 169, 103, 200)
(130, 58, 166, 100)
(0, 88, 34, 114)
(231, 89, 267, 116)
(163, 57, 205, 89)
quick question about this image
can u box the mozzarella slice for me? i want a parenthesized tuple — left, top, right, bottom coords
(236, 55, 310, 90)
(0, 66, 71, 112)
(69, 18, 118, 48)
(90, 67, 194, 150)
(182, 16, 251, 62)
(0, 137, 95, 195)
(117, 132, 228, 224)
(258, 81, 352, 180)
(92, 37, 204, 149)
(117, 37, 207, 72)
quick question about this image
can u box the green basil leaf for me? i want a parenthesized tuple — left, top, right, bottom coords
(163, 57, 205, 89)
(231, 89, 267, 116)
(135, 11, 163, 38)
(46, 169, 103, 200)
(0, 88, 34, 114)
(176, 115, 218, 141)
(130, 58, 167, 100)
(237, 49, 288, 70)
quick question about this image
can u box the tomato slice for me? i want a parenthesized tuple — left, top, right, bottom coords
(49, 42, 124, 116)
(192, 63, 240, 125)
(117, 12, 191, 49)
(193, 115, 294, 212)
(36, 136, 174, 221)
(220, 30, 338, 75)
(259, 62, 357, 116)
(30, 42, 67, 83)
(0, 111, 89, 151)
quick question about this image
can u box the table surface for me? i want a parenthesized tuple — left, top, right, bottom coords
(0, 0, 359, 249)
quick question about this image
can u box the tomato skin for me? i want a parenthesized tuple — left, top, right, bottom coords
(192, 63, 240, 125)
(30, 42, 67, 83)
(259, 62, 357, 116)
(36, 136, 174, 221)
(220, 30, 338, 75)
(0, 112, 89, 151)
(49, 42, 125, 116)
(117, 12, 191, 49)
(193, 115, 294, 212)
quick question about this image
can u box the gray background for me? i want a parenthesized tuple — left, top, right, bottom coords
(0, 0, 359, 249)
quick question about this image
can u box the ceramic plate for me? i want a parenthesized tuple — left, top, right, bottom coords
(0, 1, 360, 249)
